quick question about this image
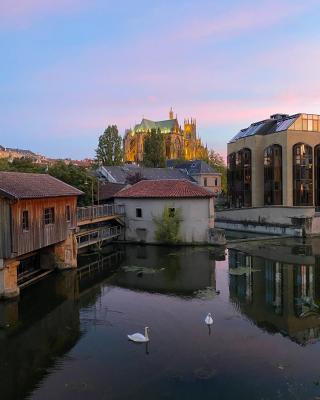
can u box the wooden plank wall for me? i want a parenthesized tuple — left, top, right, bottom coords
(0, 198, 11, 259)
(10, 196, 77, 257)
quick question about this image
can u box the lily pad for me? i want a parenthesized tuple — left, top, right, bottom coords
(121, 265, 164, 274)
(194, 287, 219, 299)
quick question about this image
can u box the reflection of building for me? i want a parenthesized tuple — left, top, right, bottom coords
(217, 113, 320, 235)
(229, 245, 320, 345)
(123, 108, 208, 163)
(114, 179, 215, 244)
(110, 245, 216, 296)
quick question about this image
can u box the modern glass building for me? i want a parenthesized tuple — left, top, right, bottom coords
(227, 113, 320, 209)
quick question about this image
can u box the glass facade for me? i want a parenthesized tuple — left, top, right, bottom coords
(293, 143, 313, 206)
(264, 144, 282, 205)
(315, 145, 320, 209)
(228, 148, 252, 208)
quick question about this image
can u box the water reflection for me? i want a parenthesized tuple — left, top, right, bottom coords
(3, 241, 320, 399)
(0, 250, 124, 400)
(110, 245, 219, 297)
(229, 239, 320, 345)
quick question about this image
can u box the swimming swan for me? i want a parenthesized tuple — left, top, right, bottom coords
(205, 313, 213, 325)
(128, 327, 150, 342)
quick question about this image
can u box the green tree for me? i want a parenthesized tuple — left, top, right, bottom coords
(153, 206, 182, 244)
(143, 128, 166, 167)
(208, 149, 227, 192)
(0, 158, 46, 173)
(96, 125, 123, 166)
(48, 161, 95, 206)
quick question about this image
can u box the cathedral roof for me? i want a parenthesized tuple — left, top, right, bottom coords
(134, 118, 178, 133)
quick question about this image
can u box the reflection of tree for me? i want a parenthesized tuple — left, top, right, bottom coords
(163, 254, 181, 282)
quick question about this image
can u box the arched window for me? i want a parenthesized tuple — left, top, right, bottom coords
(264, 144, 282, 205)
(293, 143, 313, 206)
(227, 152, 236, 207)
(227, 148, 252, 208)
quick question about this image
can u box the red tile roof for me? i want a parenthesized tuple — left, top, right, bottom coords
(114, 179, 214, 199)
(0, 172, 83, 199)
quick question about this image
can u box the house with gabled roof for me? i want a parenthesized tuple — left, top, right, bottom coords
(114, 179, 215, 244)
(0, 172, 83, 299)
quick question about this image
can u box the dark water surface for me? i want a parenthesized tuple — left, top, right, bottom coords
(2, 240, 320, 399)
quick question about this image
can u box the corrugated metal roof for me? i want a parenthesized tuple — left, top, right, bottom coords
(0, 172, 83, 199)
(99, 166, 194, 184)
(166, 159, 219, 174)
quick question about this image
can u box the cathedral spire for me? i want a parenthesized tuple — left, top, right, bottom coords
(169, 107, 174, 120)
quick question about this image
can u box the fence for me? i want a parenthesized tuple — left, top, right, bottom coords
(77, 204, 125, 223)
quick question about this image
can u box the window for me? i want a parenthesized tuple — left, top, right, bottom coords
(215, 178, 218, 186)
(293, 143, 313, 206)
(204, 177, 207, 187)
(66, 205, 71, 222)
(44, 207, 55, 224)
(315, 145, 320, 209)
(22, 210, 29, 231)
(227, 148, 252, 208)
(168, 208, 175, 217)
(136, 208, 142, 218)
(264, 144, 282, 205)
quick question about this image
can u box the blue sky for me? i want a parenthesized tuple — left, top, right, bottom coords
(1, 0, 320, 159)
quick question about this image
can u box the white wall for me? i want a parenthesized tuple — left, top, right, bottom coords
(115, 197, 214, 244)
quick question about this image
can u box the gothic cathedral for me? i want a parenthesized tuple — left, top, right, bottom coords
(123, 108, 208, 163)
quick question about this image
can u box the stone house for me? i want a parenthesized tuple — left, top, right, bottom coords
(114, 179, 215, 244)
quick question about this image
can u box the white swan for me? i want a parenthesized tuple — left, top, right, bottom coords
(205, 313, 213, 325)
(128, 327, 150, 342)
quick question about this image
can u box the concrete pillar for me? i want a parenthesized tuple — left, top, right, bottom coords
(54, 233, 78, 269)
(0, 259, 20, 299)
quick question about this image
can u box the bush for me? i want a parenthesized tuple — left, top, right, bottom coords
(153, 206, 182, 244)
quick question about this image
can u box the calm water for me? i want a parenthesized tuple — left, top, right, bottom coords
(2, 240, 320, 399)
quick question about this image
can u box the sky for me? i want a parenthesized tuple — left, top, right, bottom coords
(1, 0, 320, 160)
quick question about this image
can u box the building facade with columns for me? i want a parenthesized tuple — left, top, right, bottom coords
(216, 113, 320, 236)
(123, 108, 208, 163)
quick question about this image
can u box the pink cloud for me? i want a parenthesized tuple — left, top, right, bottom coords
(174, 1, 316, 41)
(0, 0, 90, 27)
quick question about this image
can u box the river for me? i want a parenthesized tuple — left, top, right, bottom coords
(1, 239, 320, 399)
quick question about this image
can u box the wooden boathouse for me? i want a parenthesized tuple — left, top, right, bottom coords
(0, 172, 83, 299)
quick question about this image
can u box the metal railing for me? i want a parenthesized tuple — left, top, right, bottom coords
(77, 204, 125, 223)
(76, 226, 122, 249)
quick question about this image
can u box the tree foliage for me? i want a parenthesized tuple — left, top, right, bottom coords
(143, 128, 166, 168)
(208, 149, 227, 193)
(153, 206, 182, 244)
(48, 161, 95, 206)
(0, 158, 45, 173)
(95, 125, 123, 166)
